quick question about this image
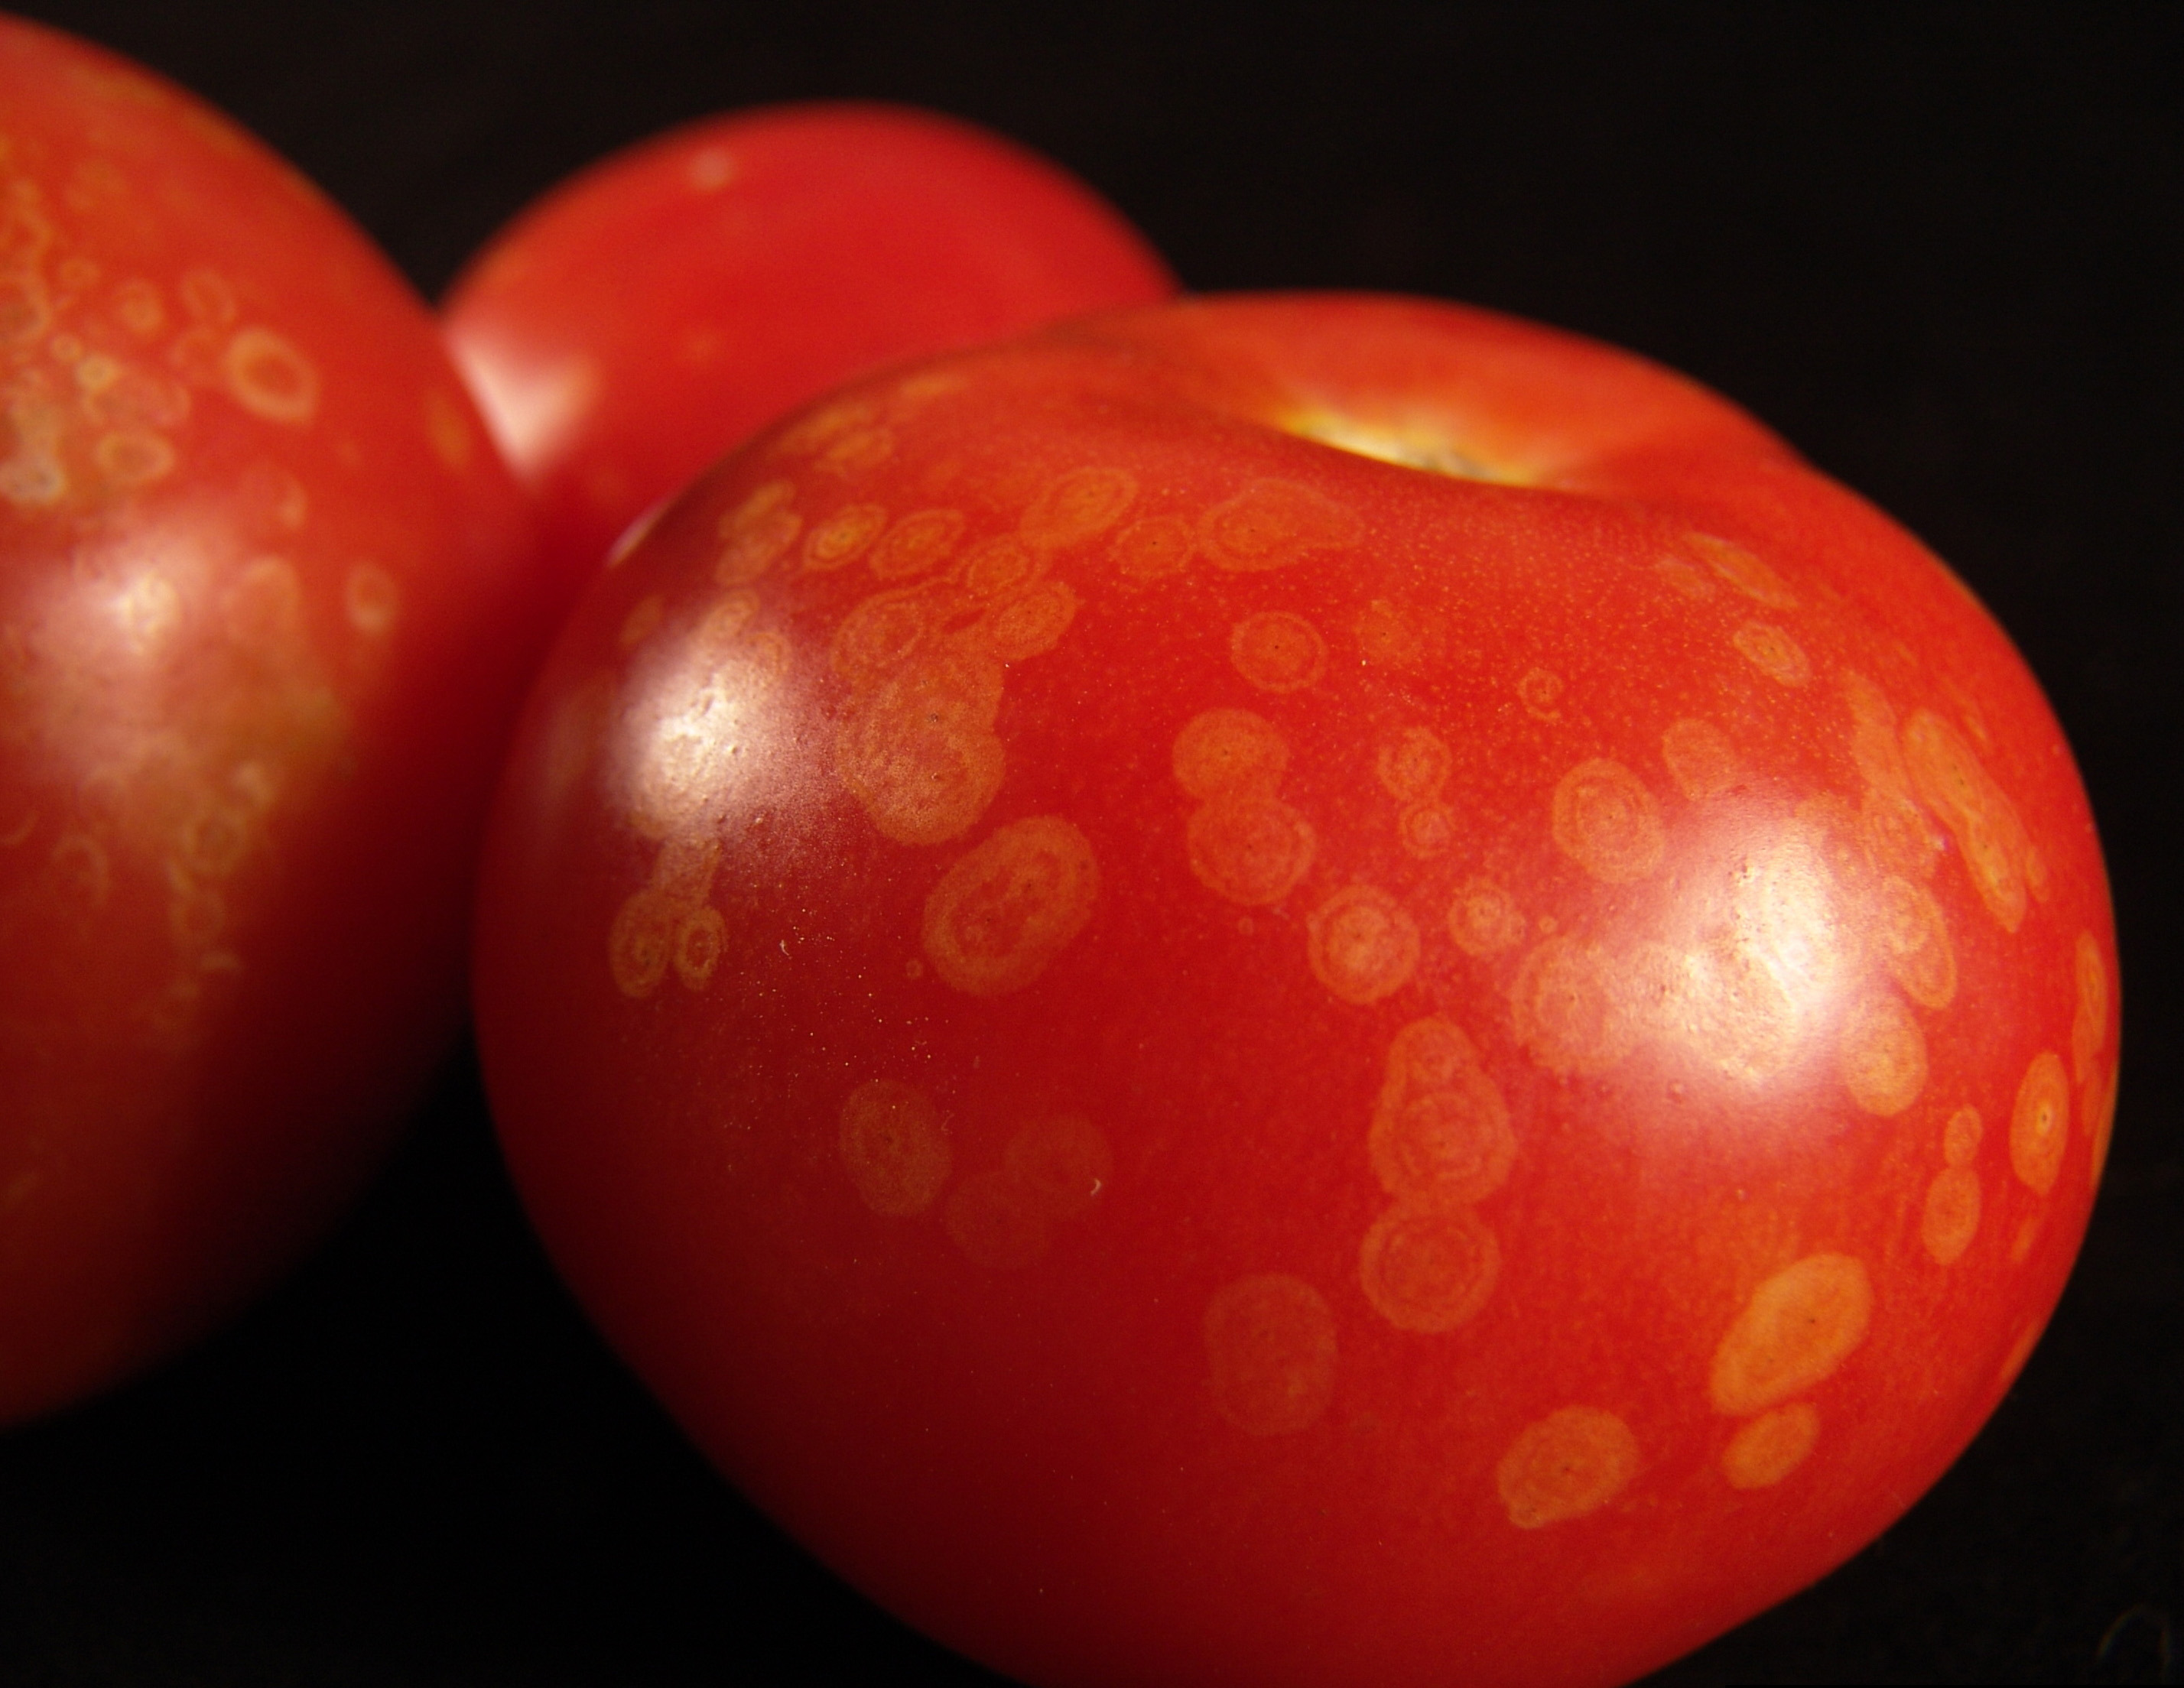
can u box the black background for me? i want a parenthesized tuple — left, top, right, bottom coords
(2, 5, 2179, 1684)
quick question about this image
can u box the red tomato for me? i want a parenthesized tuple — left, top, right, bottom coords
(440, 102, 1175, 602)
(0, 18, 546, 1424)
(473, 294, 2117, 1688)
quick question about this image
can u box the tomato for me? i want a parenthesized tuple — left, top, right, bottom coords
(471, 294, 2116, 1687)
(0, 18, 547, 1424)
(441, 102, 1175, 602)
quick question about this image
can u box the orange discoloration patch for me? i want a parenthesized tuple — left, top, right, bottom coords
(222, 325, 317, 424)
(1837, 990, 1928, 1116)
(1877, 875, 1957, 1010)
(984, 580, 1078, 662)
(1921, 1167, 1981, 1265)
(1353, 598, 1441, 671)
(921, 816, 1098, 997)
(608, 887, 679, 998)
(1307, 885, 1420, 1005)
(1518, 667, 1563, 719)
(619, 593, 665, 651)
(835, 649, 1006, 846)
(2072, 931, 2109, 1084)
(1721, 1402, 1820, 1490)
(717, 505, 801, 586)
(1110, 513, 1194, 579)
(1449, 877, 1526, 959)
(1709, 1254, 1874, 1416)
(1901, 709, 2036, 933)
(1731, 622, 1812, 687)
(2009, 1050, 2070, 1196)
(1497, 1407, 1640, 1529)
(1377, 726, 1452, 803)
(1685, 533, 1798, 609)
(1204, 1274, 1337, 1436)
(1199, 479, 1363, 571)
(1230, 609, 1326, 693)
(1021, 466, 1137, 550)
(1187, 794, 1316, 907)
(671, 904, 724, 989)
(1370, 1029, 1514, 1205)
(839, 1079, 951, 1218)
(959, 534, 1039, 600)
(1173, 708, 1288, 800)
(1512, 935, 1634, 1075)
(1944, 1106, 1984, 1168)
(1552, 759, 1664, 885)
(869, 508, 967, 579)
(1662, 718, 1744, 802)
(343, 564, 399, 638)
(1397, 800, 1457, 859)
(1359, 1198, 1500, 1333)
(803, 502, 886, 571)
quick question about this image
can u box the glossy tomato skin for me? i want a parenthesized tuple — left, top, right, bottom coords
(474, 295, 2116, 1688)
(440, 102, 1175, 602)
(0, 18, 544, 1423)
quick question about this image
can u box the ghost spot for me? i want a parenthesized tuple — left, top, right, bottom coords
(775, 396, 880, 458)
(1721, 1403, 1821, 1490)
(1370, 1060, 1515, 1205)
(944, 1168, 1052, 1270)
(1448, 878, 1526, 959)
(1518, 667, 1564, 719)
(1685, 533, 1798, 609)
(830, 589, 933, 689)
(1497, 1407, 1640, 1529)
(1003, 1115, 1113, 1222)
(1656, 557, 1716, 601)
(222, 556, 305, 650)
(1230, 610, 1326, 693)
(804, 502, 887, 570)
(344, 563, 400, 638)
(1943, 1105, 1984, 1169)
(1110, 514, 1194, 579)
(1199, 479, 1363, 572)
(94, 428, 174, 487)
(1552, 759, 1664, 884)
(1021, 466, 1138, 550)
(1398, 800, 1458, 859)
(1377, 726, 1452, 803)
(1382, 1015, 1480, 1092)
(1512, 936, 1634, 1075)
(1731, 622, 1812, 687)
(2072, 931, 2108, 1083)
(1901, 709, 2034, 933)
(222, 327, 318, 424)
(983, 580, 1078, 662)
(1360, 1198, 1500, 1333)
(960, 534, 1039, 600)
(672, 905, 724, 990)
(1861, 784, 1945, 882)
(1921, 1167, 1982, 1265)
(922, 815, 1099, 997)
(1708, 1253, 1874, 1416)
(1353, 599, 1439, 670)
(1204, 1274, 1338, 1436)
(608, 888, 681, 998)
(1837, 990, 1928, 1116)
(1308, 885, 1421, 1005)
(839, 1079, 951, 1217)
(1662, 718, 1744, 803)
(1877, 876, 1957, 1010)
(2009, 1050, 2070, 1196)
(1844, 673, 1911, 794)
(1188, 794, 1316, 906)
(835, 651, 1006, 845)
(717, 508, 801, 584)
(818, 426, 894, 477)
(619, 594, 667, 651)
(1173, 709, 1289, 800)
(869, 508, 967, 579)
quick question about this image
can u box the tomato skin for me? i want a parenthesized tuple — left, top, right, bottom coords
(0, 18, 545, 1423)
(473, 295, 2115, 1687)
(440, 102, 1175, 601)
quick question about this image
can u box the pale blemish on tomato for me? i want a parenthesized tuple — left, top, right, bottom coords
(1199, 479, 1362, 572)
(817, 426, 893, 478)
(1836, 988, 1929, 1116)
(1512, 934, 1633, 1075)
(1661, 717, 1744, 803)
(619, 593, 666, 651)
(921, 814, 1098, 997)
(92, 428, 173, 486)
(2010, 1211, 2044, 1264)
(1721, 1402, 1819, 1490)
(1110, 513, 1194, 579)
(1921, 1167, 1981, 1265)
(772, 394, 881, 459)
(1020, 466, 1137, 550)
(1204, 1274, 1337, 1436)
(671, 904, 723, 988)
(1230, 609, 1326, 693)
(1877, 875, 1956, 1010)
(1353, 598, 1439, 670)
(869, 507, 967, 579)
(422, 388, 473, 471)
(220, 555, 304, 651)
(2009, 1050, 2069, 1196)
(2072, 931, 2108, 1085)
(959, 534, 1038, 600)
(1552, 758, 1665, 885)
(1901, 708, 2036, 933)
(1708, 1253, 1873, 1416)
(1173, 708, 1288, 800)
(839, 1079, 951, 1218)
(1370, 1027, 1514, 1205)
(1308, 884, 1420, 1005)
(836, 648, 1006, 846)
(1376, 726, 1451, 803)
(1731, 622, 1811, 687)
(802, 501, 886, 571)
(983, 579, 1077, 661)
(1497, 1407, 1640, 1528)
(608, 886, 680, 997)
(1518, 666, 1563, 720)
(343, 563, 399, 639)
(1943, 1105, 1984, 1168)
(1188, 793, 1316, 907)
(1397, 800, 1457, 859)
(1685, 533, 1799, 609)
(1448, 877, 1526, 959)
(220, 325, 317, 424)
(1360, 1197, 1500, 1332)
(1656, 556, 1716, 601)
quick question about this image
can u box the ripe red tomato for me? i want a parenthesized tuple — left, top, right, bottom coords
(473, 294, 2116, 1688)
(0, 18, 546, 1424)
(441, 102, 1176, 602)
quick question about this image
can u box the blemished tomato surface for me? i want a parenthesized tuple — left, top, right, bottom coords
(0, 18, 544, 1424)
(442, 102, 1176, 601)
(473, 294, 2117, 1688)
